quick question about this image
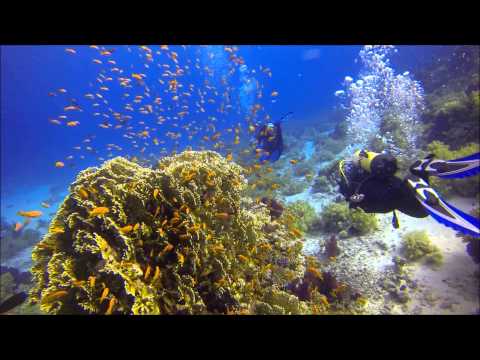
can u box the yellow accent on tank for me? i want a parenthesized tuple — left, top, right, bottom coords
(354, 150, 380, 173)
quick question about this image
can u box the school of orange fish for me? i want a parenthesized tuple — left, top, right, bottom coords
(15, 45, 301, 230)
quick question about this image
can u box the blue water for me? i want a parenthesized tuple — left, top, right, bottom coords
(0, 45, 361, 194)
(1, 44, 455, 219)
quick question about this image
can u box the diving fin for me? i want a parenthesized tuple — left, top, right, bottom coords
(410, 152, 480, 179)
(392, 210, 400, 229)
(406, 176, 480, 238)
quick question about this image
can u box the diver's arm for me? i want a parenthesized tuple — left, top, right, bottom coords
(410, 152, 480, 180)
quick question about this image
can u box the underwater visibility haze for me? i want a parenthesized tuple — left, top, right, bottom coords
(0, 44, 479, 315)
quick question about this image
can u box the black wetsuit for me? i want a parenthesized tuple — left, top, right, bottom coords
(338, 162, 429, 218)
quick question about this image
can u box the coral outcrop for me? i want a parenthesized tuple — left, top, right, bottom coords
(30, 151, 319, 315)
(401, 230, 443, 269)
(315, 202, 378, 237)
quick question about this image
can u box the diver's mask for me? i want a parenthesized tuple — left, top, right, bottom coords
(354, 150, 398, 178)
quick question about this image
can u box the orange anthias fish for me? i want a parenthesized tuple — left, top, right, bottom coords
(55, 161, 65, 168)
(100, 287, 109, 303)
(119, 225, 133, 234)
(89, 207, 109, 217)
(215, 212, 231, 221)
(14, 222, 23, 232)
(17, 210, 42, 218)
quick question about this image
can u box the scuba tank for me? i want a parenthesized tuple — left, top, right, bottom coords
(353, 150, 398, 178)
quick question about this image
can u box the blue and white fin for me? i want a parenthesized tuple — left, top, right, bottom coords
(410, 152, 480, 179)
(407, 177, 480, 238)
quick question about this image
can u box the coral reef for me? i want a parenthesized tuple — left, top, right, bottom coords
(0, 217, 43, 263)
(418, 46, 479, 147)
(426, 141, 480, 198)
(311, 176, 331, 194)
(316, 202, 378, 237)
(281, 178, 309, 196)
(459, 208, 480, 264)
(260, 197, 284, 220)
(0, 272, 16, 302)
(284, 200, 317, 233)
(29, 152, 319, 315)
(292, 160, 315, 178)
(0, 267, 41, 314)
(401, 230, 444, 269)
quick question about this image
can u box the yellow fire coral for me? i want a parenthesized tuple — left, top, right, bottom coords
(30, 151, 307, 314)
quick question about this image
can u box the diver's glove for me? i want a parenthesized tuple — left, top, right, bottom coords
(406, 175, 480, 238)
(410, 152, 480, 179)
(349, 193, 365, 203)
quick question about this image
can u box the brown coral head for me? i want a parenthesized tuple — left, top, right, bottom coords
(325, 234, 339, 258)
(260, 197, 284, 220)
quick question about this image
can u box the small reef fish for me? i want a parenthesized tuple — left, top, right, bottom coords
(14, 222, 23, 232)
(17, 210, 42, 218)
(55, 161, 65, 168)
(89, 207, 109, 217)
(144, 265, 152, 280)
(78, 188, 89, 200)
(215, 212, 231, 221)
(41, 202, 51, 208)
(64, 105, 81, 111)
(100, 287, 109, 303)
(290, 159, 298, 165)
(177, 252, 184, 266)
(51, 226, 65, 234)
(66, 121, 80, 127)
(119, 225, 133, 234)
(41, 290, 68, 304)
(161, 243, 174, 255)
(153, 266, 161, 281)
(105, 297, 117, 315)
(238, 254, 248, 262)
(65, 48, 76, 54)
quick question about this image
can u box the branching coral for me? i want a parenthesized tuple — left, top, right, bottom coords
(402, 230, 444, 269)
(30, 152, 312, 315)
(317, 202, 378, 236)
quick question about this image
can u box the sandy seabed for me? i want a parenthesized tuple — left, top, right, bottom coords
(297, 191, 479, 315)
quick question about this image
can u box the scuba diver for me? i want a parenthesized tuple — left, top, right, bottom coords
(337, 149, 480, 238)
(253, 112, 292, 162)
